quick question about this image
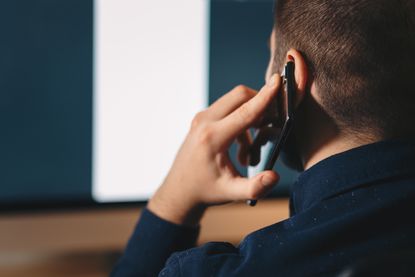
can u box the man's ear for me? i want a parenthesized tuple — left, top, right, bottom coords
(286, 49, 308, 105)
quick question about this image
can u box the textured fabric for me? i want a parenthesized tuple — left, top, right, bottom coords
(111, 208, 200, 277)
(112, 140, 415, 276)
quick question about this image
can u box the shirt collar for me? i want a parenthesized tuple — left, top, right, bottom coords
(290, 139, 415, 214)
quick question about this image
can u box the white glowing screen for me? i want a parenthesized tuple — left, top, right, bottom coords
(93, 0, 208, 202)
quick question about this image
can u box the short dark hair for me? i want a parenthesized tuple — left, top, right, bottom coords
(273, 0, 415, 138)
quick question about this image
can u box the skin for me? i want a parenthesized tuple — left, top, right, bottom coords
(147, 30, 379, 227)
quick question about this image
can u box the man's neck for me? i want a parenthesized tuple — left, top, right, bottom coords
(303, 133, 380, 170)
(299, 91, 382, 171)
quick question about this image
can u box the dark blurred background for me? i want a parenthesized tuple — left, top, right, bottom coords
(0, 0, 93, 208)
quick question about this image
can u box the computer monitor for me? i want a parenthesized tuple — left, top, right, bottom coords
(0, 0, 296, 211)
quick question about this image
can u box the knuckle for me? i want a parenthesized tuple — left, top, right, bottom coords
(197, 124, 215, 146)
(233, 85, 254, 98)
(191, 111, 205, 129)
(233, 84, 247, 92)
(239, 87, 254, 99)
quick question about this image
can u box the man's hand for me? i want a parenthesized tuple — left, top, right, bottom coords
(148, 75, 281, 226)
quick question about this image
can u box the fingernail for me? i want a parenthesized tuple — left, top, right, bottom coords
(267, 74, 278, 88)
(261, 174, 275, 187)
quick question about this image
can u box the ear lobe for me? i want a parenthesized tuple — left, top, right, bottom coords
(286, 49, 308, 105)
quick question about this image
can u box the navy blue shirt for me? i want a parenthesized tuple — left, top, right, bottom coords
(112, 140, 415, 276)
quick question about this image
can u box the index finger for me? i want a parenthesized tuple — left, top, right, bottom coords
(207, 85, 257, 120)
(214, 74, 281, 148)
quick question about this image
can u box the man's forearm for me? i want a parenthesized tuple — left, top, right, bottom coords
(111, 208, 200, 277)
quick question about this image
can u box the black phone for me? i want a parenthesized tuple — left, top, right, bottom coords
(247, 61, 296, 206)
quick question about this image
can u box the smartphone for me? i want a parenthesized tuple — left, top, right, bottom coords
(247, 61, 296, 206)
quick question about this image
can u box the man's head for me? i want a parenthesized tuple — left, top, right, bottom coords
(267, 0, 415, 168)
(269, 0, 415, 137)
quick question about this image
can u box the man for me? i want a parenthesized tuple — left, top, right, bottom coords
(112, 0, 415, 276)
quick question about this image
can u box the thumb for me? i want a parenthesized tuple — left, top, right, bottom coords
(224, 171, 279, 201)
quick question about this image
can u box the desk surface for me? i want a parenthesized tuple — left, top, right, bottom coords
(0, 199, 289, 277)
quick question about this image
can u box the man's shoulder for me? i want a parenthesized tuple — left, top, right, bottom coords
(159, 220, 292, 276)
(159, 184, 415, 276)
(160, 241, 243, 276)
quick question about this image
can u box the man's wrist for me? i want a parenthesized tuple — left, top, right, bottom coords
(148, 187, 206, 227)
